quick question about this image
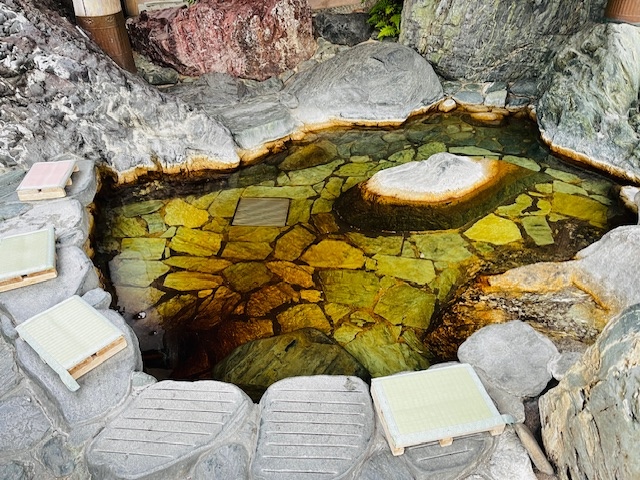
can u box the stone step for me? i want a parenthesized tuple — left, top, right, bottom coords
(87, 380, 253, 479)
(252, 375, 374, 479)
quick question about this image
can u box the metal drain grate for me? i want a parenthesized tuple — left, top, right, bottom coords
(232, 197, 290, 227)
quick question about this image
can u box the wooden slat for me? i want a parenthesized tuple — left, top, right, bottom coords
(0, 268, 58, 293)
(69, 336, 127, 379)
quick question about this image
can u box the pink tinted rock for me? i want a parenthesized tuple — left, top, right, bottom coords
(128, 0, 316, 81)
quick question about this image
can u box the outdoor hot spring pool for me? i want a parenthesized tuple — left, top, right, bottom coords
(93, 112, 632, 398)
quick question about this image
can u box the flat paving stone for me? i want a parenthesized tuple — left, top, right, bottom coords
(404, 433, 495, 479)
(0, 335, 18, 397)
(0, 393, 51, 453)
(87, 380, 253, 480)
(253, 375, 374, 480)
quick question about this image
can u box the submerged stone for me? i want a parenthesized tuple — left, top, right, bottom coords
(346, 233, 403, 256)
(496, 194, 534, 218)
(227, 226, 281, 243)
(163, 272, 223, 291)
(111, 216, 147, 238)
(551, 192, 608, 227)
(243, 185, 316, 199)
(223, 262, 273, 292)
(301, 240, 365, 269)
(277, 304, 331, 334)
(274, 225, 316, 261)
(285, 159, 344, 186)
(212, 320, 275, 362)
(344, 322, 429, 377)
(448, 146, 499, 157)
(411, 232, 473, 263)
(415, 141, 447, 160)
(120, 238, 166, 260)
(221, 242, 273, 260)
(319, 270, 380, 307)
(266, 261, 315, 288)
(522, 216, 555, 246)
(163, 256, 232, 274)
(373, 284, 435, 329)
(120, 200, 165, 217)
(465, 214, 522, 245)
(553, 180, 588, 197)
(212, 329, 369, 399)
(545, 168, 581, 184)
(336, 152, 538, 231)
(388, 148, 416, 164)
(246, 283, 297, 317)
(169, 227, 223, 256)
(373, 255, 436, 285)
(163, 199, 209, 228)
(502, 155, 541, 172)
(109, 257, 170, 287)
(192, 287, 242, 329)
(114, 286, 164, 313)
(208, 189, 244, 217)
(142, 213, 166, 234)
(279, 140, 338, 171)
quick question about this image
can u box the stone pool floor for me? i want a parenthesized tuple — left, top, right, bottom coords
(95, 112, 627, 387)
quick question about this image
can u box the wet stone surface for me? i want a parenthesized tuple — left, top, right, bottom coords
(94, 112, 629, 389)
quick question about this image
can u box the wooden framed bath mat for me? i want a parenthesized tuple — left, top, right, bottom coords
(16, 160, 78, 201)
(0, 226, 57, 293)
(371, 363, 508, 455)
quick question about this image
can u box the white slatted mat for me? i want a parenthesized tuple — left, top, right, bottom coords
(253, 376, 374, 479)
(16, 295, 126, 391)
(371, 364, 507, 455)
(232, 197, 290, 227)
(0, 226, 56, 289)
(16, 160, 77, 201)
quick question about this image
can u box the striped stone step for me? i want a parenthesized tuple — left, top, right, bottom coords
(87, 380, 253, 479)
(253, 375, 374, 479)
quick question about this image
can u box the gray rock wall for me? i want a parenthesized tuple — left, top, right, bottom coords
(400, 0, 606, 82)
(539, 305, 640, 479)
(537, 23, 640, 183)
(0, 0, 239, 183)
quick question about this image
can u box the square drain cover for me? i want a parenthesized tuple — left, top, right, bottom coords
(371, 363, 507, 455)
(0, 226, 57, 292)
(232, 197, 290, 227)
(16, 295, 127, 392)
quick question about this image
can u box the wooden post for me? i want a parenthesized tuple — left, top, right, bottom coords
(72, 0, 137, 73)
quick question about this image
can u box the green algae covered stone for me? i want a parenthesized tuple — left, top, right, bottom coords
(411, 233, 473, 263)
(522, 216, 554, 246)
(551, 192, 608, 227)
(373, 255, 436, 285)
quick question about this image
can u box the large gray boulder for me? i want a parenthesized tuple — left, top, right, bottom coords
(537, 23, 640, 183)
(539, 304, 640, 479)
(400, 0, 606, 82)
(284, 41, 443, 125)
(0, 0, 239, 183)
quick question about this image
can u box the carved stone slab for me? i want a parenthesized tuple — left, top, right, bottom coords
(87, 380, 253, 479)
(253, 375, 374, 479)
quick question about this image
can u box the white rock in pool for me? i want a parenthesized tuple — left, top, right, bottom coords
(366, 152, 494, 202)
